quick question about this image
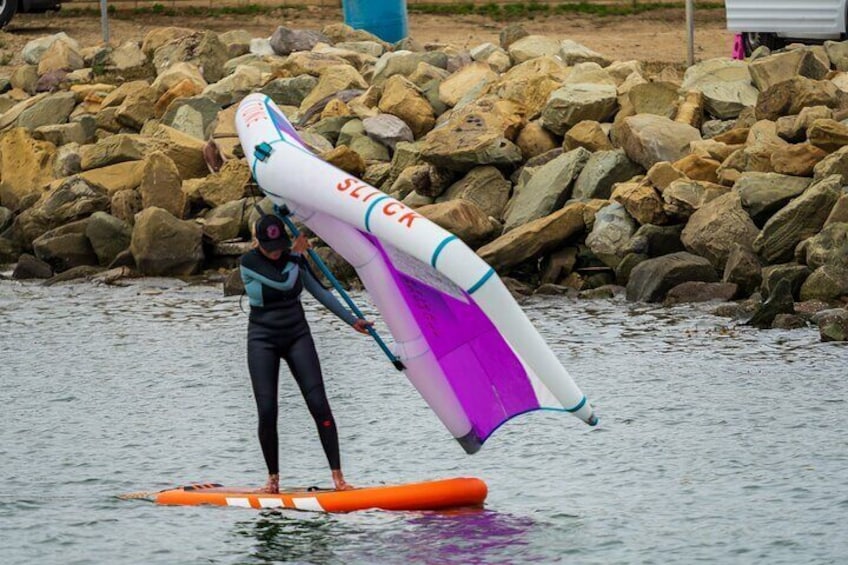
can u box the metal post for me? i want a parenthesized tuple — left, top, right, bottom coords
(100, 0, 110, 44)
(686, 0, 695, 66)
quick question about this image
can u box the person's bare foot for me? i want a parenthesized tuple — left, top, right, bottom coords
(258, 474, 279, 494)
(331, 469, 353, 491)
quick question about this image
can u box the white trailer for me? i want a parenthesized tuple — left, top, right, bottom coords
(725, 0, 848, 55)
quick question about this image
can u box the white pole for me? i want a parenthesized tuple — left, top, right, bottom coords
(100, 0, 110, 44)
(686, 0, 695, 66)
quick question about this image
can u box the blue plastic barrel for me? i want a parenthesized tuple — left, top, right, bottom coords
(342, 0, 409, 44)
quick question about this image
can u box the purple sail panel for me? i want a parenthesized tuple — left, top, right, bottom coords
(366, 235, 540, 443)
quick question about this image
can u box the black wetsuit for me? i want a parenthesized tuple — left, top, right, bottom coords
(240, 249, 357, 475)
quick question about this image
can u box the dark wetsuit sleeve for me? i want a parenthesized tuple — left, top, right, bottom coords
(301, 264, 358, 326)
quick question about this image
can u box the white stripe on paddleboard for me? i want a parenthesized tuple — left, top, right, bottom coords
(225, 497, 252, 508)
(292, 497, 323, 511)
(258, 498, 284, 508)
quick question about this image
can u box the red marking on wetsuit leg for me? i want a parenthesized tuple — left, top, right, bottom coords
(322, 420, 333, 428)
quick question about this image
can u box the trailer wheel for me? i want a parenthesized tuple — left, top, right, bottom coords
(743, 32, 784, 57)
(0, 0, 16, 29)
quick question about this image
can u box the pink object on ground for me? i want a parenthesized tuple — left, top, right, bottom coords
(732, 33, 745, 60)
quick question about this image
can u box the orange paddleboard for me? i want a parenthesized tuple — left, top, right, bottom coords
(146, 477, 487, 512)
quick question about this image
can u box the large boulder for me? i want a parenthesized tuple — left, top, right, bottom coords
(269, 26, 329, 56)
(615, 115, 701, 169)
(160, 96, 220, 141)
(85, 211, 132, 266)
(585, 202, 637, 268)
(32, 218, 98, 272)
(362, 113, 414, 151)
(748, 48, 830, 92)
(625, 252, 718, 302)
(722, 243, 764, 297)
(817, 308, 848, 342)
(808, 119, 848, 153)
(130, 207, 203, 276)
(541, 83, 617, 135)
(503, 148, 590, 231)
(572, 149, 642, 200)
(152, 31, 229, 83)
(734, 172, 812, 226)
(663, 179, 729, 221)
(799, 265, 848, 301)
(477, 202, 585, 272)
(79, 134, 153, 171)
(801, 222, 848, 270)
(611, 181, 666, 226)
(507, 35, 561, 64)
(681, 191, 760, 270)
(438, 61, 498, 108)
(261, 75, 318, 107)
(681, 58, 758, 120)
(377, 75, 435, 139)
(139, 151, 187, 218)
(0, 128, 56, 211)
(755, 77, 845, 121)
(417, 200, 495, 249)
(435, 166, 511, 219)
(13, 177, 109, 244)
(753, 175, 842, 264)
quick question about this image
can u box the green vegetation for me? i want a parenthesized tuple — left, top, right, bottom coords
(408, 2, 725, 19)
(57, 1, 721, 21)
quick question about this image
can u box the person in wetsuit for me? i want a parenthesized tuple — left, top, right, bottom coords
(241, 211, 371, 493)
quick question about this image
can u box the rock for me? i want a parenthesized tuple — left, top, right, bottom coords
(11, 253, 53, 279)
(770, 143, 828, 176)
(203, 65, 263, 107)
(420, 98, 523, 171)
(761, 263, 811, 300)
(573, 149, 642, 200)
(646, 162, 686, 192)
(377, 75, 434, 139)
(625, 251, 719, 302)
(32, 218, 98, 272)
(508, 35, 560, 64)
(615, 115, 701, 169)
(626, 223, 686, 258)
(681, 58, 758, 119)
(541, 83, 618, 135)
(611, 181, 666, 225)
(85, 211, 131, 266)
(564, 120, 613, 152)
(807, 118, 848, 153)
(477, 202, 585, 272)
(160, 96, 220, 141)
(436, 166, 511, 219)
(818, 309, 848, 341)
(735, 172, 812, 226)
(499, 23, 529, 50)
(52, 143, 81, 178)
(22, 33, 79, 65)
(33, 122, 87, 147)
(141, 27, 195, 57)
(15, 91, 76, 131)
(151, 62, 208, 94)
(826, 192, 848, 225)
(493, 56, 567, 119)
(362, 113, 414, 150)
(663, 179, 729, 220)
(130, 207, 203, 276)
(152, 31, 229, 83)
(438, 61, 498, 108)
(626, 82, 679, 118)
(111, 189, 142, 225)
(115, 84, 157, 130)
(681, 191, 760, 270)
(749, 49, 830, 92)
(139, 151, 187, 218)
(195, 159, 252, 208)
(143, 122, 208, 180)
(503, 148, 590, 231)
(753, 174, 842, 263)
(321, 145, 366, 178)
(219, 29, 252, 58)
(673, 154, 720, 184)
(558, 39, 609, 66)
(516, 121, 558, 159)
(269, 26, 329, 56)
(802, 222, 848, 270)
(0, 128, 56, 211)
(299, 64, 368, 113)
(747, 278, 796, 328)
(417, 200, 495, 249)
(585, 202, 637, 268)
(664, 281, 738, 305)
(79, 134, 152, 171)
(261, 75, 319, 107)
(799, 264, 848, 301)
(94, 41, 149, 75)
(540, 246, 578, 284)
(723, 243, 764, 297)
(755, 77, 844, 122)
(814, 145, 848, 182)
(203, 200, 245, 243)
(78, 161, 145, 196)
(37, 40, 84, 75)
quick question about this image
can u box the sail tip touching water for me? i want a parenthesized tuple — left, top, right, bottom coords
(236, 93, 598, 453)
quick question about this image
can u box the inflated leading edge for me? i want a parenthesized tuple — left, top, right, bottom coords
(236, 94, 598, 454)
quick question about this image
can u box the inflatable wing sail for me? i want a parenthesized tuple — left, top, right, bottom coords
(236, 94, 597, 454)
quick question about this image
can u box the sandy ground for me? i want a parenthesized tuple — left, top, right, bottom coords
(0, 5, 732, 73)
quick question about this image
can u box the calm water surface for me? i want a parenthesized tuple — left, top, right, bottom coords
(0, 277, 846, 564)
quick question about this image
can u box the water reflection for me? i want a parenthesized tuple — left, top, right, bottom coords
(234, 508, 540, 564)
